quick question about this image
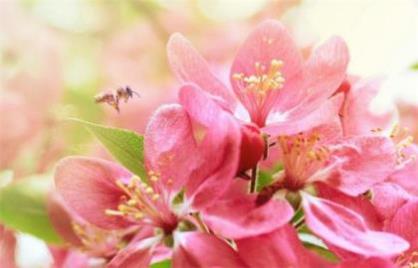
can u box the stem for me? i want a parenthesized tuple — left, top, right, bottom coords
(193, 213, 209, 233)
(294, 216, 305, 230)
(250, 165, 259, 193)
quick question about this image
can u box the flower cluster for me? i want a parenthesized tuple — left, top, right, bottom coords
(52, 20, 418, 267)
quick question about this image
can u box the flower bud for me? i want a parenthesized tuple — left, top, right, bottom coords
(238, 123, 265, 172)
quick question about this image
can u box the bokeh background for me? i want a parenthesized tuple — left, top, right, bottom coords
(0, 0, 417, 267)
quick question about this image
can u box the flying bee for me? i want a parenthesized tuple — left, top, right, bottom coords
(95, 86, 140, 112)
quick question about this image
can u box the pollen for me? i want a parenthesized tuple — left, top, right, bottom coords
(388, 124, 415, 164)
(233, 59, 285, 99)
(105, 175, 161, 223)
(278, 132, 330, 191)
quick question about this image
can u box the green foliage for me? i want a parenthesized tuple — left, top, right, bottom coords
(299, 233, 339, 263)
(151, 259, 171, 268)
(304, 242, 339, 263)
(256, 163, 283, 192)
(70, 118, 148, 181)
(411, 62, 418, 71)
(0, 175, 63, 244)
(0, 170, 13, 188)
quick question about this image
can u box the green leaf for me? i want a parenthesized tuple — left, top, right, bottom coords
(299, 233, 339, 262)
(70, 118, 147, 181)
(256, 163, 283, 192)
(304, 242, 339, 263)
(151, 259, 171, 268)
(0, 175, 63, 244)
(411, 61, 418, 71)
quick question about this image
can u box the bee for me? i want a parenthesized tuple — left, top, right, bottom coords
(95, 86, 140, 112)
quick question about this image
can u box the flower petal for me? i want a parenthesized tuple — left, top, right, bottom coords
(230, 20, 302, 91)
(236, 225, 330, 268)
(167, 33, 236, 110)
(264, 94, 343, 136)
(178, 84, 241, 208)
(0, 226, 16, 268)
(336, 257, 396, 268)
(49, 247, 90, 268)
(387, 200, 418, 253)
(275, 36, 349, 113)
(47, 192, 82, 247)
(327, 136, 397, 196)
(316, 182, 383, 230)
(341, 77, 395, 136)
(301, 193, 409, 257)
(389, 144, 418, 195)
(107, 236, 159, 268)
(145, 104, 197, 193)
(202, 195, 293, 239)
(54, 156, 132, 229)
(172, 232, 246, 268)
(371, 182, 412, 222)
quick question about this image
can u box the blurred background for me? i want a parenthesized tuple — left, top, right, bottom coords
(0, 0, 417, 267)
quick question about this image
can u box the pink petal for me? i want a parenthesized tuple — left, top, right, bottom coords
(341, 77, 395, 136)
(236, 225, 331, 268)
(178, 84, 241, 208)
(107, 238, 157, 268)
(145, 104, 197, 193)
(47, 192, 82, 247)
(316, 182, 383, 230)
(389, 144, 418, 195)
(387, 200, 418, 252)
(264, 94, 343, 136)
(167, 33, 236, 110)
(202, 195, 293, 239)
(371, 182, 412, 222)
(230, 20, 302, 92)
(0, 226, 16, 268)
(54, 156, 132, 230)
(300, 36, 349, 106)
(336, 257, 396, 268)
(327, 136, 397, 196)
(172, 232, 246, 268)
(301, 193, 409, 257)
(275, 36, 349, 113)
(49, 247, 90, 268)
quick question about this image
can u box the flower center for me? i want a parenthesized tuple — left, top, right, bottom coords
(105, 173, 177, 232)
(279, 133, 330, 191)
(72, 222, 125, 257)
(233, 59, 285, 101)
(233, 59, 285, 126)
(396, 250, 418, 268)
(374, 124, 416, 165)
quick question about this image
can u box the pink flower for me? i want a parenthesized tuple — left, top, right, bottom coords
(388, 143, 418, 195)
(167, 20, 348, 136)
(49, 247, 91, 268)
(255, 122, 409, 257)
(47, 192, 124, 259)
(338, 76, 395, 137)
(236, 224, 331, 268)
(54, 87, 251, 266)
(235, 224, 397, 268)
(371, 183, 418, 267)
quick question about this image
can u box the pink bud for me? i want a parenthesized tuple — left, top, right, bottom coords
(238, 123, 265, 172)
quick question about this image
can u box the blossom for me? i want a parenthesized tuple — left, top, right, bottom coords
(337, 76, 396, 137)
(54, 86, 247, 266)
(167, 20, 348, 136)
(255, 121, 409, 257)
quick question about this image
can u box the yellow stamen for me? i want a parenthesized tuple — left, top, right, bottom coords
(233, 59, 285, 101)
